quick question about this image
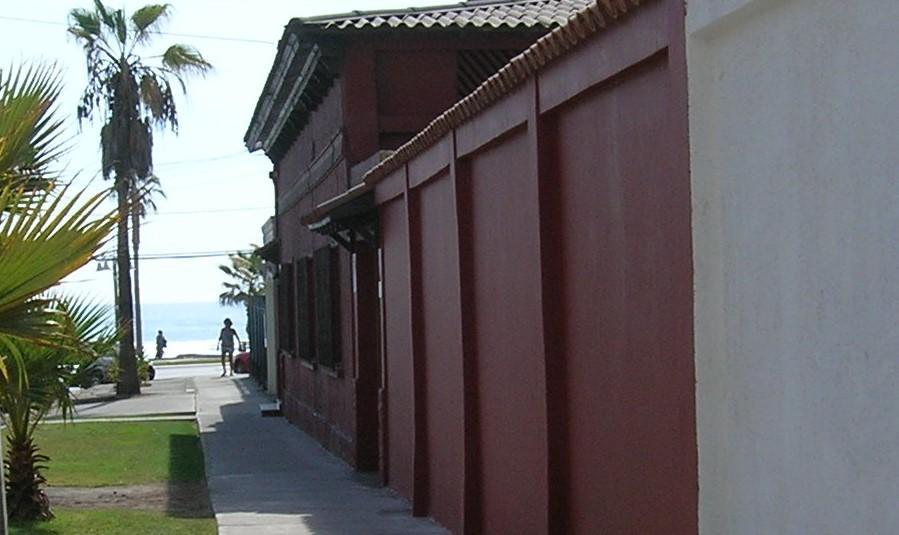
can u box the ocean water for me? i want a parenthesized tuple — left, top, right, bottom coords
(140, 302, 248, 358)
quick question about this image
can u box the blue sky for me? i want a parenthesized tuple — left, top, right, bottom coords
(1, 0, 435, 304)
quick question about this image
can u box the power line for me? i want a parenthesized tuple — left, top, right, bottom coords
(0, 15, 60, 27)
(0, 15, 276, 45)
(95, 249, 254, 261)
(154, 152, 253, 168)
(153, 206, 271, 215)
(140, 250, 253, 260)
(148, 30, 275, 46)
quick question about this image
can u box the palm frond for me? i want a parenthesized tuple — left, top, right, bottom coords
(133, 174, 165, 217)
(54, 295, 118, 357)
(0, 186, 117, 343)
(131, 4, 171, 44)
(138, 73, 164, 118)
(113, 8, 128, 47)
(67, 8, 102, 41)
(161, 45, 212, 80)
(91, 0, 125, 46)
(0, 299, 62, 346)
(218, 248, 263, 306)
(0, 64, 66, 198)
(92, 0, 115, 30)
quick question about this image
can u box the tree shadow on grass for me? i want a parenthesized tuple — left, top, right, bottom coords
(8, 519, 63, 534)
(166, 433, 213, 519)
(168, 433, 205, 482)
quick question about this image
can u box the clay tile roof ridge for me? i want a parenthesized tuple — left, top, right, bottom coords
(293, 0, 584, 29)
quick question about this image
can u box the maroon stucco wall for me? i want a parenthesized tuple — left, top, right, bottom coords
(380, 197, 415, 498)
(371, 0, 695, 532)
(275, 77, 358, 464)
(548, 52, 695, 533)
(467, 129, 548, 533)
(269, 28, 553, 473)
(377, 50, 458, 149)
(416, 171, 465, 533)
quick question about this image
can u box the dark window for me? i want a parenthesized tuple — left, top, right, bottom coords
(278, 262, 295, 354)
(314, 246, 339, 369)
(295, 256, 313, 361)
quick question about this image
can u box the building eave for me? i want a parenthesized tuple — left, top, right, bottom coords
(243, 0, 591, 160)
(304, 0, 648, 219)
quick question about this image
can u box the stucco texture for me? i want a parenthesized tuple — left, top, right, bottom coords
(689, 0, 899, 533)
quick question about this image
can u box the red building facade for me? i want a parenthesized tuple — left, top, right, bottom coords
(249, 0, 697, 532)
(245, 0, 569, 472)
(304, 0, 697, 533)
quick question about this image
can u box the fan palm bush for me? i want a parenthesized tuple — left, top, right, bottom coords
(0, 298, 118, 520)
(0, 64, 117, 344)
(0, 63, 118, 521)
(218, 249, 264, 307)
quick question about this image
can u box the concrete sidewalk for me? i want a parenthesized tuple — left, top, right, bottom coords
(196, 376, 448, 535)
(48, 377, 196, 421)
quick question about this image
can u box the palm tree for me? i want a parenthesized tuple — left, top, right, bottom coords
(131, 175, 165, 358)
(0, 298, 118, 521)
(218, 249, 264, 306)
(68, 1, 212, 396)
(0, 64, 117, 525)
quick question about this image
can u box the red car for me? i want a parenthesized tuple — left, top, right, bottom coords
(232, 343, 250, 374)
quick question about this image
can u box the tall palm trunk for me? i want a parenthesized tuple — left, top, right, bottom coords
(115, 172, 139, 396)
(112, 59, 140, 397)
(131, 204, 143, 359)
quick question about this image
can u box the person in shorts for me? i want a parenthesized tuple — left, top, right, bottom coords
(217, 318, 241, 377)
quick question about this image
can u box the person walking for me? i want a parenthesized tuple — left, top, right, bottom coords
(155, 330, 167, 359)
(217, 318, 241, 377)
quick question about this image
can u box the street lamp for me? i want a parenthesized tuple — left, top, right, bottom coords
(96, 257, 120, 327)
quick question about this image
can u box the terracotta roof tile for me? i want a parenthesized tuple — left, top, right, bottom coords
(296, 0, 593, 32)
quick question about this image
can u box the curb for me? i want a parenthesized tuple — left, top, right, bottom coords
(42, 413, 197, 424)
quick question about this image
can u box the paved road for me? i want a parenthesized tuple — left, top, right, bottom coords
(155, 362, 224, 380)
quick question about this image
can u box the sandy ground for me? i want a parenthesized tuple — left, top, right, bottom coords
(46, 482, 212, 518)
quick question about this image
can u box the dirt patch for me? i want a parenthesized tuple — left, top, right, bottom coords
(46, 482, 212, 518)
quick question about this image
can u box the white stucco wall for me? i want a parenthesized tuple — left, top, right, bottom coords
(262, 218, 279, 394)
(688, 1, 899, 533)
(264, 270, 278, 394)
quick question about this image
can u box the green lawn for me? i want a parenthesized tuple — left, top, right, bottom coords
(33, 421, 205, 487)
(9, 508, 216, 535)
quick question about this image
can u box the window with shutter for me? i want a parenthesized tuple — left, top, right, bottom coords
(296, 256, 313, 361)
(314, 246, 339, 369)
(278, 262, 295, 354)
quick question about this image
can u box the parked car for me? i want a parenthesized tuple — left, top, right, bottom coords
(232, 342, 250, 374)
(82, 355, 155, 385)
(82, 356, 115, 385)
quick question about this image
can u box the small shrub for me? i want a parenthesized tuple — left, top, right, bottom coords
(137, 358, 150, 382)
(106, 359, 120, 383)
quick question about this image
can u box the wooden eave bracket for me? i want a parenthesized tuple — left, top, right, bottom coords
(306, 192, 378, 253)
